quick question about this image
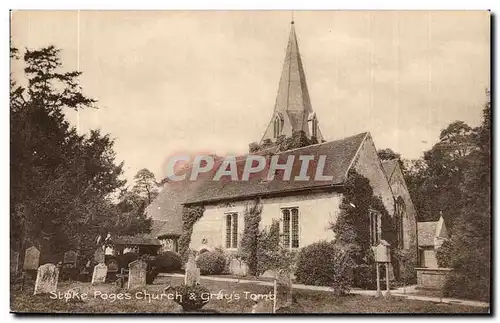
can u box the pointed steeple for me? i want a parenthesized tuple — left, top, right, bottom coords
(260, 22, 323, 144)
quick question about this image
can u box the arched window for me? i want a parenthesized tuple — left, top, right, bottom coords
(273, 114, 283, 138)
(395, 197, 406, 248)
(312, 116, 318, 138)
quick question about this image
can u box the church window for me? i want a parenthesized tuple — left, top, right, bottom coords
(395, 197, 406, 248)
(225, 213, 238, 249)
(273, 115, 283, 138)
(369, 210, 381, 246)
(282, 207, 299, 248)
(312, 116, 318, 138)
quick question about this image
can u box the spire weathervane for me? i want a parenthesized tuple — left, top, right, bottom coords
(291, 11, 294, 24)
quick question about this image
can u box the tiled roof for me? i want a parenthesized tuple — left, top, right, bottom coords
(418, 221, 438, 247)
(112, 234, 161, 246)
(150, 220, 166, 237)
(146, 180, 205, 237)
(185, 132, 368, 204)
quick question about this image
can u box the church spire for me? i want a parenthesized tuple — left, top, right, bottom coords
(260, 21, 323, 144)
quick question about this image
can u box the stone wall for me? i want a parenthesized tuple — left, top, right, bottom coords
(387, 164, 418, 250)
(189, 191, 342, 253)
(352, 134, 395, 215)
(416, 267, 453, 290)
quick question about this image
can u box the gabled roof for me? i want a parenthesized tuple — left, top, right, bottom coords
(418, 216, 449, 247)
(381, 159, 399, 181)
(185, 132, 368, 204)
(418, 221, 438, 246)
(146, 179, 206, 237)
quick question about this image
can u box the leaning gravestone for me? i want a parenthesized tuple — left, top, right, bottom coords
(64, 250, 77, 267)
(11, 251, 19, 276)
(127, 260, 147, 290)
(23, 246, 40, 271)
(34, 263, 59, 295)
(91, 263, 108, 285)
(94, 248, 105, 264)
(184, 254, 201, 286)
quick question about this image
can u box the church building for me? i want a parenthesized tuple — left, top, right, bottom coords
(147, 22, 418, 267)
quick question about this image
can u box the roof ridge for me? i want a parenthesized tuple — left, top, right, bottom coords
(272, 131, 368, 155)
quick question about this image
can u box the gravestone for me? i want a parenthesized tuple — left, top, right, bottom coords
(34, 263, 59, 295)
(94, 248, 105, 264)
(63, 250, 77, 267)
(276, 270, 293, 308)
(127, 260, 147, 289)
(23, 246, 40, 271)
(11, 251, 19, 276)
(184, 254, 200, 286)
(91, 263, 108, 285)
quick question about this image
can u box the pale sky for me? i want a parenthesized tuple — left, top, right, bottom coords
(10, 11, 490, 184)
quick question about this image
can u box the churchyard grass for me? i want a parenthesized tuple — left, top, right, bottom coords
(11, 276, 488, 314)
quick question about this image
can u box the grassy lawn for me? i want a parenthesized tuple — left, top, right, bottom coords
(11, 276, 488, 314)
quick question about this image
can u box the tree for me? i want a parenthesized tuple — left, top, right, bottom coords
(132, 168, 159, 205)
(10, 46, 126, 260)
(377, 148, 401, 161)
(443, 91, 491, 301)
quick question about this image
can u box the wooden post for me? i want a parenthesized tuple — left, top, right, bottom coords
(375, 263, 382, 298)
(385, 263, 391, 297)
(273, 278, 277, 313)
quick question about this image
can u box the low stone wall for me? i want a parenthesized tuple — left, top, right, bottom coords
(416, 267, 453, 290)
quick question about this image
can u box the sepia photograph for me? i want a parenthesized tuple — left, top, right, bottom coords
(9, 10, 491, 314)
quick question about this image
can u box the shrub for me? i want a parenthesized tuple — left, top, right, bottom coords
(196, 250, 226, 275)
(394, 248, 417, 285)
(436, 239, 453, 268)
(295, 241, 355, 295)
(118, 252, 139, 269)
(352, 264, 377, 290)
(172, 284, 210, 312)
(152, 251, 182, 273)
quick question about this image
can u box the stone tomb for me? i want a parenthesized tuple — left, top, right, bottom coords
(184, 254, 200, 286)
(34, 263, 59, 295)
(23, 246, 40, 271)
(91, 263, 108, 285)
(127, 260, 147, 290)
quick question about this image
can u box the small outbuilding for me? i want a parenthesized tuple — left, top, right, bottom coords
(417, 216, 449, 268)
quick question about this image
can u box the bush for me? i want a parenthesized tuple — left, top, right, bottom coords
(118, 252, 139, 270)
(443, 271, 490, 302)
(436, 239, 453, 268)
(394, 248, 417, 284)
(172, 284, 210, 312)
(352, 264, 377, 290)
(152, 251, 182, 273)
(295, 241, 355, 295)
(196, 250, 226, 275)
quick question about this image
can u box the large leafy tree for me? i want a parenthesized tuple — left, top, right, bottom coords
(132, 168, 159, 205)
(443, 92, 491, 301)
(10, 46, 127, 260)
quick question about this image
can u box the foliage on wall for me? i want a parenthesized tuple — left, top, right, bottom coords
(256, 220, 296, 276)
(248, 130, 319, 154)
(239, 199, 295, 276)
(331, 169, 406, 285)
(178, 205, 205, 263)
(332, 170, 392, 259)
(239, 199, 263, 275)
